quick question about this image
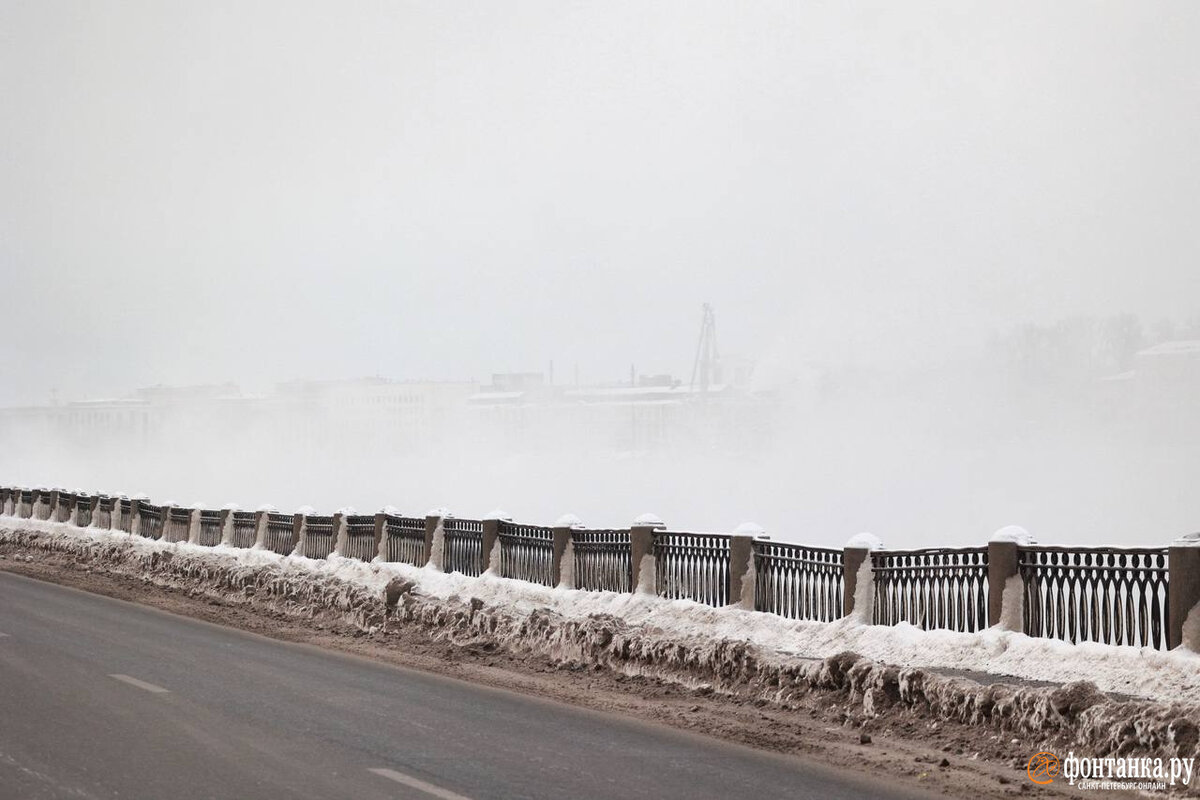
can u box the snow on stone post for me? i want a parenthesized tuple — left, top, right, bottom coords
(372, 512, 386, 561)
(186, 507, 202, 545)
(987, 526, 1033, 629)
(728, 523, 764, 609)
(630, 514, 665, 595)
(290, 511, 306, 557)
(551, 514, 584, 589)
(88, 495, 102, 528)
(252, 510, 269, 549)
(842, 533, 883, 622)
(332, 512, 347, 557)
(423, 514, 443, 570)
(218, 507, 235, 546)
(481, 518, 501, 574)
(1168, 533, 1200, 650)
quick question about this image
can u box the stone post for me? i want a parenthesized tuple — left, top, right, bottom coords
(131, 499, 143, 537)
(551, 526, 573, 588)
(218, 508, 234, 545)
(332, 512, 348, 557)
(727, 534, 756, 609)
(423, 514, 441, 569)
(252, 510, 269, 549)
(88, 495, 102, 527)
(1168, 536, 1200, 650)
(481, 518, 501, 574)
(842, 533, 884, 622)
(630, 525, 657, 595)
(290, 512, 305, 556)
(988, 540, 1020, 628)
(373, 512, 387, 561)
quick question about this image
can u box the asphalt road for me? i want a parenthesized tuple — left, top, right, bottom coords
(0, 571, 933, 800)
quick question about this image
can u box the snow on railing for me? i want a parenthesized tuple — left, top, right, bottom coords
(3, 484, 1199, 652)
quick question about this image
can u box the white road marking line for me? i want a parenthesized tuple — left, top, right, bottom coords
(0, 632, 9, 637)
(108, 674, 169, 694)
(368, 768, 474, 800)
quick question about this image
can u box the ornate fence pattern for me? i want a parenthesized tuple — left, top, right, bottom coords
(194, 509, 223, 546)
(263, 512, 295, 555)
(497, 521, 555, 586)
(654, 532, 731, 607)
(4, 483, 1197, 653)
(754, 541, 844, 621)
(162, 507, 191, 543)
(342, 515, 378, 561)
(137, 504, 164, 540)
(871, 547, 989, 633)
(572, 529, 632, 593)
(117, 498, 133, 533)
(301, 515, 335, 559)
(382, 515, 426, 566)
(1019, 546, 1170, 650)
(229, 511, 258, 549)
(442, 518, 484, 576)
(74, 495, 93, 528)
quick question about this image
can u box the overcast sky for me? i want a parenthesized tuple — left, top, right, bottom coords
(3, 1, 1199, 405)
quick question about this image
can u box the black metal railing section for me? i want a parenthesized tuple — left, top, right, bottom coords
(93, 496, 114, 529)
(195, 510, 223, 546)
(0, 488, 10, 516)
(497, 521, 554, 586)
(301, 515, 335, 559)
(74, 495, 93, 528)
(162, 507, 191, 542)
(263, 513, 295, 555)
(382, 515, 427, 566)
(343, 515, 378, 561)
(1019, 546, 1170, 650)
(138, 504, 164, 540)
(871, 547, 989, 633)
(754, 541, 844, 621)
(442, 518, 484, 576)
(654, 532, 731, 607)
(117, 499, 133, 532)
(572, 529, 633, 593)
(229, 511, 258, 549)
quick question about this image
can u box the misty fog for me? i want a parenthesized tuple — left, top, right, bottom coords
(3, 2, 1199, 549)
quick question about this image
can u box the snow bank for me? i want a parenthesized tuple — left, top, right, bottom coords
(4, 518, 1200, 770)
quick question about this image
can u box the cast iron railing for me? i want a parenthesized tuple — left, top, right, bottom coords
(194, 509, 223, 546)
(654, 531, 731, 607)
(138, 504, 164, 540)
(871, 547, 989, 632)
(382, 515, 426, 565)
(754, 541, 844, 621)
(229, 511, 258, 549)
(342, 515, 378, 561)
(443, 518, 484, 576)
(74, 495, 93, 528)
(497, 521, 554, 586)
(263, 512, 295, 555)
(1019, 546, 1170, 650)
(572, 529, 633, 593)
(301, 515, 335, 559)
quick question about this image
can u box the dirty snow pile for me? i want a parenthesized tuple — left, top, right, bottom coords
(3, 518, 1200, 769)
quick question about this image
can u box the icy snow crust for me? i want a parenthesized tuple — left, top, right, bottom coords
(4, 518, 1200, 766)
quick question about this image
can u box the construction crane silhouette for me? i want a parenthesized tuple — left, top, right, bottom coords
(689, 303, 720, 394)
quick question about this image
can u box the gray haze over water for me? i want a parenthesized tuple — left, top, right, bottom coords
(2, 2, 1199, 547)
